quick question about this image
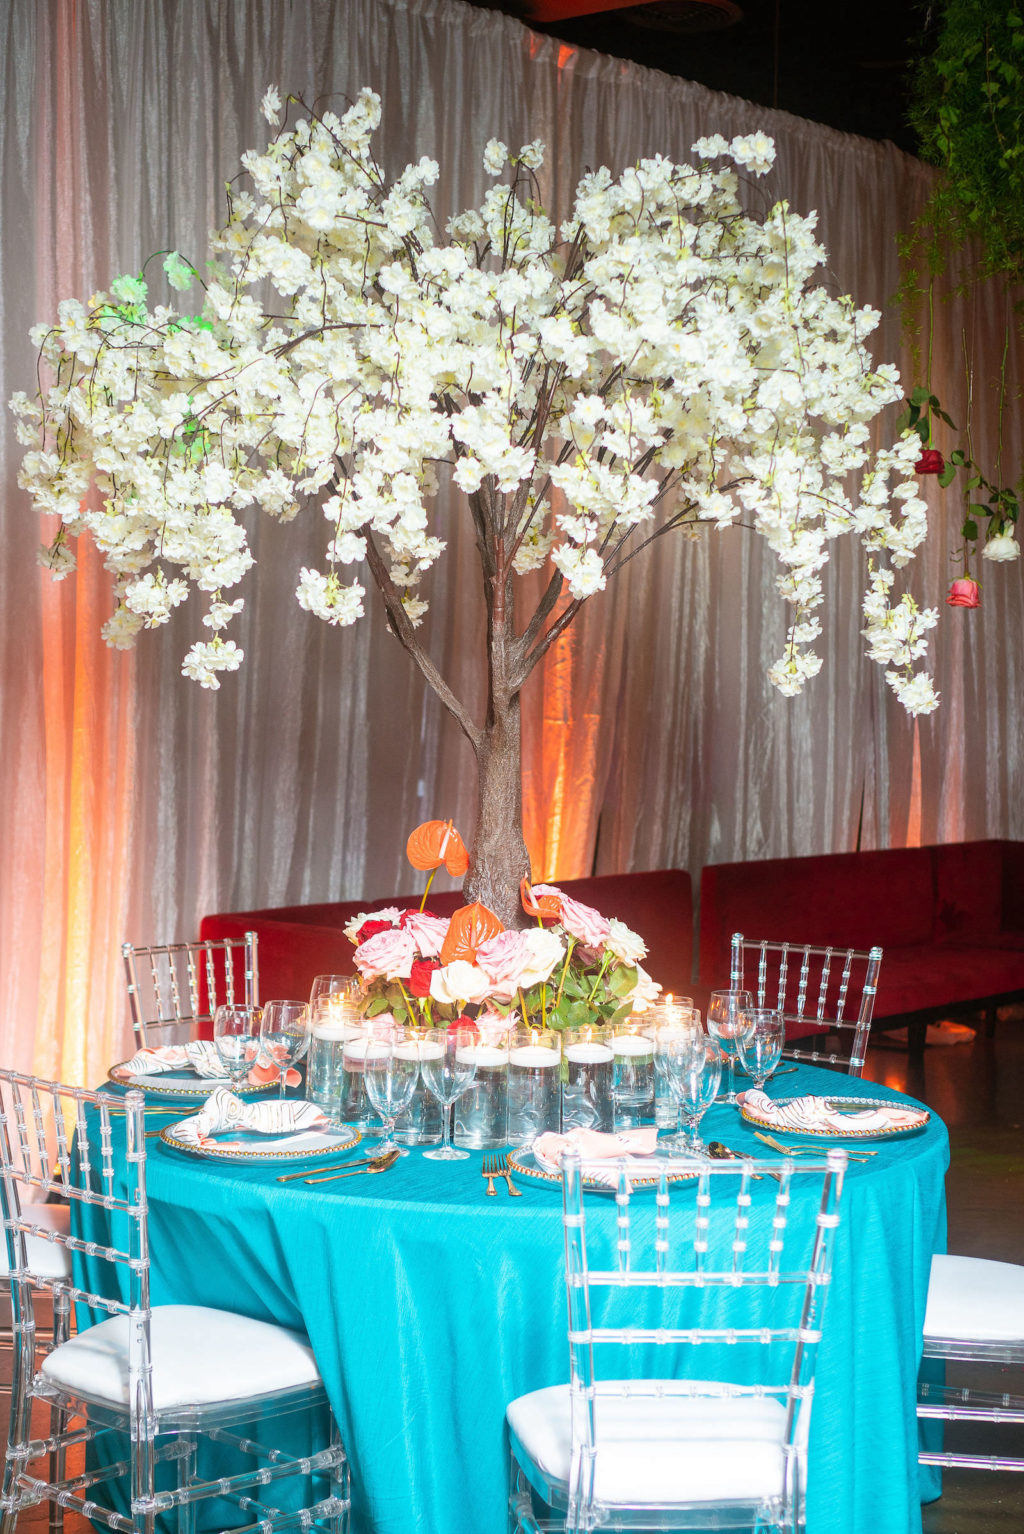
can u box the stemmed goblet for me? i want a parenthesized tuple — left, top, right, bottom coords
(706, 990, 754, 1106)
(419, 1028, 478, 1162)
(259, 1000, 312, 1100)
(736, 1008, 786, 1092)
(361, 1030, 420, 1158)
(212, 1004, 260, 1090)
(661, 1033, 722, 1154)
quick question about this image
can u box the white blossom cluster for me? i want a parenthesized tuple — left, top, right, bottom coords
(11, 89, 937, 709)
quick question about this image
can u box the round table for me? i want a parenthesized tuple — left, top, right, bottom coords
(85, 1064, 948, 1534)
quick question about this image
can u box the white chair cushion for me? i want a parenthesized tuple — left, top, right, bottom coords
(507, 1382, 793, 1507)
(925, 1254, 1024, 1343)
(41, 1304, 322, 1411)
(0, 1204, 72, 1280)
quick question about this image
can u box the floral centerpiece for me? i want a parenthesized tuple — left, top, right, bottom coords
(12, 86, 943, 925)
(346, 821, 659, 1037)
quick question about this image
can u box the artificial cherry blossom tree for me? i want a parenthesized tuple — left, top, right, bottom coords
(12, 86, 939, 927)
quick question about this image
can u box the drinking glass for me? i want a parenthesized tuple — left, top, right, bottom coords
(736, 1008, 786, 1091)
(420, 1028, 478, 1162)
(212, 1004, 260, 1090)
(661, 1033, 722, 1154)
(259, 1000, 312, 1099)
(706, 990, 754, 1105)
(652, 1006, 700, 1128)
(362, 1031, 420, 1158)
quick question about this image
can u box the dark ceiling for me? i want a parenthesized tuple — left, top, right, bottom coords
(476, 0, 926, 154)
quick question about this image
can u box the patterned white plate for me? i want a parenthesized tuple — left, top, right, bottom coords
(740, 1093, 930, 1141)
(107, 1062, 277, 1102)
(159, 1119, 360, 1163)
(509, 1146, 699, 1191)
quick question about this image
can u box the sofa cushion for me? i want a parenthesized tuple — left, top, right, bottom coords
(874, 944, 1024, 1020)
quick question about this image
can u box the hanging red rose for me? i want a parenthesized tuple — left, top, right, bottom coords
(946, 577, 980, 608)
(915, 449, 945, 474)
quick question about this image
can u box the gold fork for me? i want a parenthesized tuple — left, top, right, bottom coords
(481, 1157, 498, 1196)
(754, 1130, 874, 1162)
(495, 1154, 523, 1197)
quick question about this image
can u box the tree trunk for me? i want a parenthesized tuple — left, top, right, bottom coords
(463, 692, 531, 929)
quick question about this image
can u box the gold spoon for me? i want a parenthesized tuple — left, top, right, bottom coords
(302, 1147, 401, 1185)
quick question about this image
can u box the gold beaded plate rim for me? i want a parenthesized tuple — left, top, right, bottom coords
(107, 1062, 278, 1101)
(508, 1148, 700, 1191)
(739, 1094, 930, 1141)
(158, 1119, 361, 1163)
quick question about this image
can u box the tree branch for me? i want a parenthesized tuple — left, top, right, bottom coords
(360, 524, 481, 748)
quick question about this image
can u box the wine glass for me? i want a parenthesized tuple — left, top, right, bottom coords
(259, 1000, 312, 1099)
(706, 990, 754, 1105)
(419, 1028, 478, 1162)
(736, 1008, 786, 1092)
(661, 1033, 722, 1154)
(362, 1030, 420, 1158)
(212, 1004, 260, 1090)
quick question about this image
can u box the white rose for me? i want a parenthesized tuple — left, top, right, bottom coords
(982, 532, 1021, 562)
(626, 964, 662, 1013)
(516, 928, 565, 988)
(605, 918, 647, 965)
(430, 961, 492, 1007)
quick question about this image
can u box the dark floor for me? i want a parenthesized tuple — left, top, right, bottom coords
(3, 1013, 1023, 1531)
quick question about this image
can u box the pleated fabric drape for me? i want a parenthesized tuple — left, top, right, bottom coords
(1, 0, 1021, 1084)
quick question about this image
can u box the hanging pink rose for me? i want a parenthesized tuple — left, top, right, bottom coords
(915, 449, 944, 474)
(559, 894, 611, 949)
(946, 577, 980, 609)
(353, 926, 418, 981)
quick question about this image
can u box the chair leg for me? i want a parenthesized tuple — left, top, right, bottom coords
(46, 1400, 68, 1534)
(329, 1414, 349, 1534)
(176, 1433, 197, 1534)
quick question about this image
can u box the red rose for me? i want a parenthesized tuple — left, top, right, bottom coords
(915, 449, 944, 475)
(448, 1015, 478, 1036)
(946, 577, 980, 608)
(400, 908, 440, 927)
(355, 918, 393, 944)
(409, 957, 440, 997)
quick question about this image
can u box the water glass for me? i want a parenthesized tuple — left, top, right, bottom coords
(362, 1031, 420, 1158)
(706, 990, 754, 1105)
(561, 1028, 614, 1133)
(662, 1033, 722, 1154)
(259, 999, 312, 1099)
(651, 1003, 700, 1128)
(736, 1008, 786, 1090)
(609, 1025, 655, 1127)
(212, 1004, 259, 1089)
(420, 1028, 478, 1162)
(507, 1029, 561, 1147)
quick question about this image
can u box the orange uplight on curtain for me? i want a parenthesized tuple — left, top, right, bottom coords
(904, 718, 922, 848)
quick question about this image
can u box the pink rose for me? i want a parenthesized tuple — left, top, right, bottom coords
(559, 894, 611, 949)
(476, 930, 532, 1002)
(946, 577, 980, 609)
(477, 1007, 517, 1042)
(399, 910, 449, 957)
(353, 927, 418, 982)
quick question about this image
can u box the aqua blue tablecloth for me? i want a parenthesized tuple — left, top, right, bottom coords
(82, 1065, 948, 1534)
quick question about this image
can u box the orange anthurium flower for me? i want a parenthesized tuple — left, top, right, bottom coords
(440, 902, 504, 966)
(521, 878, 563, 921)
(406, 819, 470, 878)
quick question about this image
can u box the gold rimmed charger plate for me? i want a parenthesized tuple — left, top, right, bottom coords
(159, 1117, 361, 1164)
(739, 1094, 930, 1142)
(508, 1147, 700, 1192)
(107, 1062, 277, 1103)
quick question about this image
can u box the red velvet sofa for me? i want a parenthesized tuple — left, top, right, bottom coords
(699, 840, 1024, 1048)
(199, 868, 694, 1004)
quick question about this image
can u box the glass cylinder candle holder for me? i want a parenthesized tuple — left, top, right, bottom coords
(453, 1034, 509, 1149)
(392, 1034, 443, 1146)
(651, 1001, 701, 1128)
(507, 1028, 562, 1147)
(561, 1027, 615, 1133)
(609, 1023, 656, 1128)
(306, 1000, 364, 1121)
(340, 1027, 388, 1130)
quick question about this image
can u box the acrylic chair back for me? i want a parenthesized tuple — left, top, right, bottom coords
(730, 932, 883, 1077)
(0, 1073, 152, 1438)
(122, 931, 259, 1048)
(560, 1147, 846, 1531)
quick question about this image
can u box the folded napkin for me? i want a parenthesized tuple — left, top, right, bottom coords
(533, 1126, 660, 1164)
(169, 1089, 330, 1149)
(121, 1041, 229, 1079)
(741, 1089, 928, 1136)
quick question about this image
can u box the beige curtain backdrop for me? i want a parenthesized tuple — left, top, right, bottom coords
(1, 0, 1022, 1085)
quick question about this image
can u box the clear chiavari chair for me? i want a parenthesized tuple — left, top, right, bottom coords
(917, 1254, 1024, 1472)
(121, 932, 259, 1048)
(0, 1070, 349, 1534)
(730, 933, 883, 1078)
(507, 1147, 847, 1533)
